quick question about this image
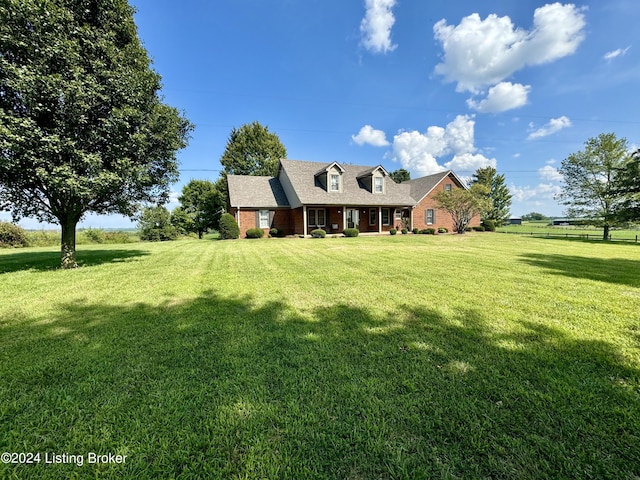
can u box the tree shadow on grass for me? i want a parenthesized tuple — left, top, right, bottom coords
(518, 252, 640, 288)
(0, 248, 150, 274)
(1, 293, 639, 478)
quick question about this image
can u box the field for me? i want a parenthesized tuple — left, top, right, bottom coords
(1, 234, 639, 478)
(497, 221, 640, 241)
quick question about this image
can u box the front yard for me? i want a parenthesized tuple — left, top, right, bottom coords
(1, 234, 639, 478)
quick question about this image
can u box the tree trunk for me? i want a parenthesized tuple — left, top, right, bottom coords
(603, 224, 610, 241)
(61, 216, 79, 269)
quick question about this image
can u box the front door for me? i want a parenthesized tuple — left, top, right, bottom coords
(347, 209, 359, 229)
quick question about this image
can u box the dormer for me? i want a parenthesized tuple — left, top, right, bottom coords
(315, 161, 345, 193)
(357, 165, 389, 194)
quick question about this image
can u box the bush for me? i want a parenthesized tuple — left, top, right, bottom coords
(219, 213, 240, 240)
(310, 229, 326, 238)
(438, 227, 448, 234)
(343, 228, 359, 237)
(269, 228, 279, 238)
(401, 228, 408, 235)
(482, 219, 496, 232)
(472, 225, 485, 232)
(0, 221, 29, 248)
(412, 228, 419, 234)
(25, 230, 59, 247)
(389, 228, 397, 235)
(419, 228, 436, 235)
(82, 227, 105, 243)
(245, 228, 265, 239)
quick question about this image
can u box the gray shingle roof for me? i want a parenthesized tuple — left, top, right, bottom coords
(405, 170, 466, 202)
(279, 159, 416, 207)
(227, 175, 290, 208)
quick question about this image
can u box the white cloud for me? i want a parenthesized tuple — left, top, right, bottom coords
(360, 0, 397, 54)
(603, 46, 630, 62)
(467, 82, 531, 113)
(528, 116, 571, 140)
(352, 125, 390, 147)
(510, 183, 561, 202)
(445, 153, 496, 173)
(434, 3, 587, 93)
(390, 115, 496, 176)
(539, 165, 563, 182)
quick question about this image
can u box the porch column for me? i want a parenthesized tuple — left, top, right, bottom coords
(410, 207, 414, 231)
(303, 206, 308, 237)
(236, 207, 240, 233)
(378, 207, 382, 233)
(343, 206, 347, 231)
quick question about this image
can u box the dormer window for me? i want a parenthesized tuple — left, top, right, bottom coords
(330, 174, 340, 192)
(374, 176, 383, 193)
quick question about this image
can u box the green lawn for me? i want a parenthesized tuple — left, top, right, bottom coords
(1, 234, 639, 479)
(497, 221, 640, 241)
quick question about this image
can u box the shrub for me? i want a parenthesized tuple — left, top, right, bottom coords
(343, 228, 359, 237)
(25, 230, 59, 247)
(82, 227, 105, 244)
(310, 229, 326, 238)
(269, 228, 279, 238)
(219, 213, 240, 240)
(0, 221, 29, 248)
(482, 219, 496, 232)
(245, 228, 265, 239)
(401, 228, 408, 235)
(438, 227, 448, 234)
(419, 228, 436, 235)
(472, 225, 485, 232)
(389, 228, 397, 235)
(412, 228, 419, 234)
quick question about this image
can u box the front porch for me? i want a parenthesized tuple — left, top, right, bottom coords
(298, 205, 413, 236)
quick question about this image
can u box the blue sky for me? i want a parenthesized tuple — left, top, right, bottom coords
(8, 0, 640, 228)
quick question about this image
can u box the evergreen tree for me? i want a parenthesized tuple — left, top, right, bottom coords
(471, 167, 512, 226)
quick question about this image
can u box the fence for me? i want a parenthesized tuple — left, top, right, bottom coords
(498, 231, 639, 243)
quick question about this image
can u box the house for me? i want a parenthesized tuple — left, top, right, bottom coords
(227, 159, 479, 237)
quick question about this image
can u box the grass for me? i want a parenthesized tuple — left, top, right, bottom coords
(1, 234, 639, 479)
(497, 221, 640, 240)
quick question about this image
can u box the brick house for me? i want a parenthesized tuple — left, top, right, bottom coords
(227, 159, 479, 237)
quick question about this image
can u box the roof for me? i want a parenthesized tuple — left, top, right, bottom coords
(227, 175, 290, 208)
(279, 159, 416, 207)
(405, 170, 466, 203)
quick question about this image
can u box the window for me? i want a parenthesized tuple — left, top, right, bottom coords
(330, 174, 340, 192)
(374, 176, 383, 193)
(425, 209, 435, 225)
(308, 208, 325, 226)
(382, 208, 390, 226)
(444, 183, 452, 192)
(395, 210, 402, 222)
(369, 208, 376, 226)
(259, 210, 270, 228)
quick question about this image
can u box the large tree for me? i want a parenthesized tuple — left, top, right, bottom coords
(614, 149, 640, 223)
(0, 0, 192, 268)
(176, 179, 224, 239)
(471, 166, 512, 226)
(558, 133, 628, 240)
(220, 121, 287, 177)
(433, 184, 490, 234)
